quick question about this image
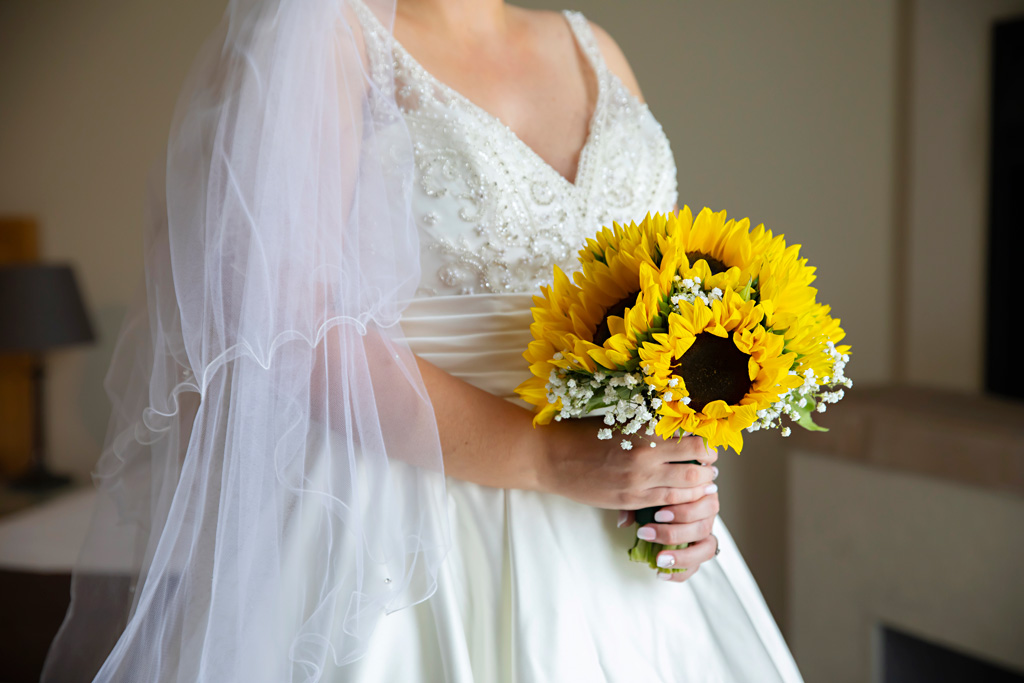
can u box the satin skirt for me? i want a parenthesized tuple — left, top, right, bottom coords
(337, 293, 803, 682)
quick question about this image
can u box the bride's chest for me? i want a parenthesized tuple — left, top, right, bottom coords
(403, 88, 678, 297)
(365, 8, 680, 297)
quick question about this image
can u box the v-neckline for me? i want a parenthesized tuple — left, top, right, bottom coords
(390, 11, 605, 190)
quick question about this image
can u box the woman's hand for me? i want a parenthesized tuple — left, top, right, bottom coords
(536, 419, 719, 511)
(656, 534, 720, 583)
(621, 487, 721, 583)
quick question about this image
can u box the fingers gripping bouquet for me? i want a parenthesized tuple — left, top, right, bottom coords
(515, 208, 852, 573)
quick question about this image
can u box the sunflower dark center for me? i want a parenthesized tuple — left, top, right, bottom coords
(669, 333, 752, 413)
(686, 251, 729, 275)
(592, 290, 640, 347)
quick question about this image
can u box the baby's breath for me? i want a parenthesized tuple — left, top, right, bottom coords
(745, 341, 851, 434)
(544, 365, 660, 450)
(668, 276, 726, 312)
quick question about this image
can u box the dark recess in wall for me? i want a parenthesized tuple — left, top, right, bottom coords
(985, 16, 1024, 401)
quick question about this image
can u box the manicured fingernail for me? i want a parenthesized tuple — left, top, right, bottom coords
(657, 553, 675, 568)
(617, 511, 628, 528)
(654, 509, 674, 523)
(657, 571, 673, 581)
(711, 466, 719, 480)
(637, 527, 656, 541)
(705, 483, 719, 495)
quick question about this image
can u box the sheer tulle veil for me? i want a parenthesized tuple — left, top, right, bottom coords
(42, 0, 450, 680)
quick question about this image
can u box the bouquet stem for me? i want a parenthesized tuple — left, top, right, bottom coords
(627, 459, 701, 573)
(628, 538, 688, 572)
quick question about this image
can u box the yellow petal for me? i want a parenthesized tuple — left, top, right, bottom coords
(748, 356, 760, 381)
(702, 400, 734, 419)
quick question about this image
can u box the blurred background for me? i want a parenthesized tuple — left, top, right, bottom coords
(1, 0, 1022, 681)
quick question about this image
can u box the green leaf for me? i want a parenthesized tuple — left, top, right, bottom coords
(621, 358, 641, 373)
(739, 278, 754, 302)
(793, 400, 829, 432)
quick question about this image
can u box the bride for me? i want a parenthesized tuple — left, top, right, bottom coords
(44, 0, 803, 681)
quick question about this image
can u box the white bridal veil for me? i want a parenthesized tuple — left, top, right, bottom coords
(42, 0, 450, 680)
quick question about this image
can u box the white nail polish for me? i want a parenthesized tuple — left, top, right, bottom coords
(657, 554, 675, 568)
(657, 572, 672, 581)
(711, 466, 719, 480)
(617, 511, 628, 528)
(705, 483, 718, 495)
(654, 509, 674, 523)
(637, 527, 656, 541)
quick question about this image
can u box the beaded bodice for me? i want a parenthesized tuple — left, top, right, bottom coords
(361, 8, 677, 296)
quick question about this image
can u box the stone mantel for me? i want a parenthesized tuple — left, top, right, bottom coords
(791, 385, 1024, 498)
(786, 386, 1024, 681)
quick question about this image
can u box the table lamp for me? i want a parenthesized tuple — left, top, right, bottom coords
(0, 264, 95, 489)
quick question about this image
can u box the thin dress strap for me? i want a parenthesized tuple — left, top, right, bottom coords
(562, 11, 611, 86)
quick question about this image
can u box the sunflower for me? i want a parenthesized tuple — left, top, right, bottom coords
(535, 213, 696, 374)
(639, 289, 802, 452)
(756, 239, 819, 330)
(567, 207, 776, 359)
(571, 213, 676, 351)
(516, 260, 667, 424)
(516, 215, 685, 425)
(557, 207, 768, 365)
(577, 212, 669, 267)
(779, 302, 851, 380)
(664, 207, 777, 286)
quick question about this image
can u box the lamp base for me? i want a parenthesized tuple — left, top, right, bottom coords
(8, 358, 74, 492)
(11, 463, 72, 491)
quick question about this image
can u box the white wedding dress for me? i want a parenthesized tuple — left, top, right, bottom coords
(336, 8, 804, 682)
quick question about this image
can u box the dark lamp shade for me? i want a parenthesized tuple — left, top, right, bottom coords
(0, 264, 95, 353)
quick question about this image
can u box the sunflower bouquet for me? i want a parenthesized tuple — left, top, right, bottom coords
(515, 207, 851, 572)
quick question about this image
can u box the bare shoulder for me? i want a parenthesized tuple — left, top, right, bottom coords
(585, 20, 645, 103)
(508, 6, 573, 42)
(508, 7, 645, 103)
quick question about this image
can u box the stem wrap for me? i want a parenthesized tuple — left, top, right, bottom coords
(627, 459, 702, 573)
